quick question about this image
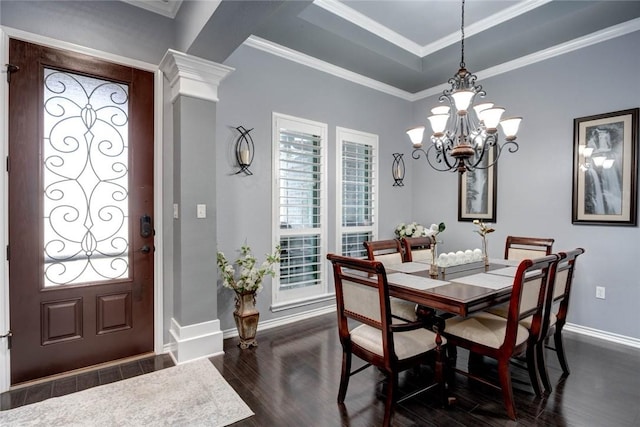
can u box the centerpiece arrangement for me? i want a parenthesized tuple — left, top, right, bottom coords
(216, 243, 280, 348)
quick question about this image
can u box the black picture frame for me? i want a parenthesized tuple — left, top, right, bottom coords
(458, 147, 497, 222)
(572, 108, 638, 226)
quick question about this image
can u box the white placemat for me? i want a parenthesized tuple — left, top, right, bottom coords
(387, 272, 450, 290)
(451, 272, 514, 290)
(487, 266, 518, 277)
(387, 262, 431, 274)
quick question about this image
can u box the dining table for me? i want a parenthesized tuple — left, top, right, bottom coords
(385, 258, 522, 318)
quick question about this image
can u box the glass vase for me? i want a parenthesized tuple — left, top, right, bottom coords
(482, 236, 489, 267)
(429, 242, 438, 278)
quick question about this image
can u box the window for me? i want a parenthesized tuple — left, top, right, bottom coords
(272, 113, 329, 307)
(336, 127, 378, 258)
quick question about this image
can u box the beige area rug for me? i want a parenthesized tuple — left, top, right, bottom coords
(0, 358, 254, 426)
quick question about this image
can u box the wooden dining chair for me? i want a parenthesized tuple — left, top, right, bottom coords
(536, 247, 585, 392)
(327, 254, 445, 427)
(401, 236, 433, 263)
(443, 254, 559, 420)
(504, 236, 554, 261)
(364, 239, 418, 321)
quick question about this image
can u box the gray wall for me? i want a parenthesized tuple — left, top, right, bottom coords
(412, 31, 640, 339)
(215, 45, 414, 330)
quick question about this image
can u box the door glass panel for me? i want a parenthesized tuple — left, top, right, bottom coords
(43, 68, 129, 287)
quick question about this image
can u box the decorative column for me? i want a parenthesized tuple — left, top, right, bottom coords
(159, 50, 234, 363)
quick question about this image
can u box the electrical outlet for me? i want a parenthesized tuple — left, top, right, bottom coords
(595, 286, 606, 299)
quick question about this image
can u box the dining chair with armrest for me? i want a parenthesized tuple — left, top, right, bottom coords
(536, 247, 585, 391)
(443, 254, 559, 420)
(327, 254, 445, 427)
(504, 236, 554, 261)
(401, 236, 433, 263)
(364, 239, 418, 321)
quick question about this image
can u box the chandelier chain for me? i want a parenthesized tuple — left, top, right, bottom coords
(460, 0, 466, 68)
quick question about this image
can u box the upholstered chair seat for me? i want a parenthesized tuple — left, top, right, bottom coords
(446, 312, 529, 349)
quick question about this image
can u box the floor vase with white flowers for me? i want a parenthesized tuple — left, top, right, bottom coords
(233, 291, 260, 349)
(217, 244, 280, 349)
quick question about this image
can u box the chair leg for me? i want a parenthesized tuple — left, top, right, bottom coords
(526, 342, 542, 397)
(446, 345, 457, 385)
(497, 359, 517, 420)
(536, 340, 552, 393)
(382, 371, 397, 427)
(338, 349, 352, 403)
(554, 329, 570, 376)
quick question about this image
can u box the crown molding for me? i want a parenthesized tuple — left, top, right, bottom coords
(313, 0, 422, 55)
(244, 36, 413, 101)
(159, 49, 234, 103)
(244, 17, 640, 102)
(314, 0, 551, 58)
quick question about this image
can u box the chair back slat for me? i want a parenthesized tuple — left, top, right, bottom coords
(363, 239, 403, 266)
(552, 268, 570, 301)
(342, 278, 382, 325)
(508, 248, 548, 261)
(400, 237, 433, 262)
(519, 276, 545, 317)
(504, 236, 554, 261)
(544, 248, 584, 334)
(503, 254, 559, 350)
(372, 252, 403, 267)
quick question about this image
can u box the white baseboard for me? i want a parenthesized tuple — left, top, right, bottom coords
(222, 304, 336, 339)
(564, 322, 640, 349)
(168, 317, 224, 364)
(161, 311, 639, 357)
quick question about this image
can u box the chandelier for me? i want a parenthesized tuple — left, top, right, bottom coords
(407, 0, 522, 174)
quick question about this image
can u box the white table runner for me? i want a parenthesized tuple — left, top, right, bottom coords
(386, 273, 449, 290)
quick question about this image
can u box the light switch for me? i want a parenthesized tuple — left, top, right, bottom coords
(173, 203, 179, 219)
(196, 204, 207, 218)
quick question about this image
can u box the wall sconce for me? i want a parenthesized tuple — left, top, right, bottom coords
(235, 125, 254, 175)
(392, 153, 405, 186)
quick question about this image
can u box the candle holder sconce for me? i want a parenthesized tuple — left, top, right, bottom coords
(235, 125, 254, 175)
(392, 153, 405, 186)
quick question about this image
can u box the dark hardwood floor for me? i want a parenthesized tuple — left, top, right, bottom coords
(213, 313, 640, 427)
(2, 313, 639, 426)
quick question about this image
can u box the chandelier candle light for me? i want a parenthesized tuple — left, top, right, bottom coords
(407, 0, 522, 174)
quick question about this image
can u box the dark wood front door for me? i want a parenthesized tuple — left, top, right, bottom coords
(8, 39, 155, 384)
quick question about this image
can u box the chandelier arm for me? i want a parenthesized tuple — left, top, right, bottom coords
(412, 144, 459, 173)
(504, 140, 520, 154)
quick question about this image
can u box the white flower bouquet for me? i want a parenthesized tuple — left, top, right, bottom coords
(216, 244, 281, 293)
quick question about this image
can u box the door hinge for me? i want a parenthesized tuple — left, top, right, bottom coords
(6, 244, 9, 261)
(5, 64, 19, 84)
(6, 156, 9, 172)
(0, 330, 11, 350)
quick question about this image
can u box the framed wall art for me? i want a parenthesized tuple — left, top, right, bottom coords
(572, 108, 638, 225)
(458, 146, 497, 222)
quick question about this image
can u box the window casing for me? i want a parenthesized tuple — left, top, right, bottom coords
(336, 127, 379, 258)
(272, 113, 328, 306)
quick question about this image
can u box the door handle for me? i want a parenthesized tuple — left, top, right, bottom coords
(138, 245, 152, 254)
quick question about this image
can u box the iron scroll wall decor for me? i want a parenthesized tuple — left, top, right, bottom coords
(235, 125, 254, 175)
(392, 153, 405, 186)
